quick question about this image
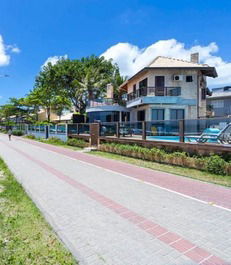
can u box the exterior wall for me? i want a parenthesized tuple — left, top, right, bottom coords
(207, 97, 231, 117)
(198, 73, 207, 118)
(127, 68, 205, 119)
(127, 69, 198, 100)
(38, 109, 59, 121)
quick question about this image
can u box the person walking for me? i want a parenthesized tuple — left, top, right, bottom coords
(8, 129, 12, 141)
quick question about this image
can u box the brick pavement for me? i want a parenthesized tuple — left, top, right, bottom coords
(0, 134, 230, 265)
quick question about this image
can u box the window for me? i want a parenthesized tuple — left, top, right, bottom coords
(201, 88, 206, 100)
(152, 109, 165, 121)
(133, 84, 136, 93)
(169, 87, 181, 96)
(139, 78, 148, 89)
(137, 110, 145, 121)
(139, 78, 148, 96)
(186, 76, 193, 82)
(170, 109, 185, 120)
(88, 111, 119, 123)
(211, 100, 224, 108)
(122, 112, 130, 122)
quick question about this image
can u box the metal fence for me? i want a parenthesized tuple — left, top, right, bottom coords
(1, 116, 231, 144)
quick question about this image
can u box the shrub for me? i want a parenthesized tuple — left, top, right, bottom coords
(25, 134, 36, 139)
(99, 143, 230, 176)
(67, 138, 88, 148)
(45, 137, 65, 145)
(206, 155, 227, 175)
(12, 130, 24, 136)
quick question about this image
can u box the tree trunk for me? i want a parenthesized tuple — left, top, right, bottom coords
(47, 107, 51, 122)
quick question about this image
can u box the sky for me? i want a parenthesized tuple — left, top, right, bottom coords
(0, 0, 231, 104)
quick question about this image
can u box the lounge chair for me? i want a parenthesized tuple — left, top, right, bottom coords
(187, 128, 221, 143)
(217, 123, 231, 144)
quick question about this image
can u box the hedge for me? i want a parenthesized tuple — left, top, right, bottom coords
(99, 143, 231, 176)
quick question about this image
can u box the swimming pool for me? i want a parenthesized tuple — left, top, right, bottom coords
(147, 135, 218, 143)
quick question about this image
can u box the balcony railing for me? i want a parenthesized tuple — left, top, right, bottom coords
(127, 87, 181, 101)
(88, 98, 126, 107)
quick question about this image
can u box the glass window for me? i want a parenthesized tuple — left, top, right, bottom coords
(211, 100, 224, 108)
(88, 111, 120, 123)
(122, 112, 130, 122)
(139, 78, 148, 89)
(152, 109, 165, 121)
(186, 76, 193, 82)
(170, 109, 185, 120)
(137, 110, 145, 121)
(169, 87, 181, 96)
(201, 88, 206, 100)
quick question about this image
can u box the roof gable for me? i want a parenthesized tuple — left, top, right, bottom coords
(148, 56, 208, 68)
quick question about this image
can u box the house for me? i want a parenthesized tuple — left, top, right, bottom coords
(207, 86, 231, 117)
(86, 84, 130, 123)
(86, 53, 217, 123)
(120, 53, 217, 122)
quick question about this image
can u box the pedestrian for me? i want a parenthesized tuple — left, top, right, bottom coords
(8, 128, 12, 141)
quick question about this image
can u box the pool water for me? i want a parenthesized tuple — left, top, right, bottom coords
(147, 136, 218, 143)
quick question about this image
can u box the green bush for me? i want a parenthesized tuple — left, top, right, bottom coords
(99, 143, 230, 176)
(45, 137, 65, 145)
(67, 138, 88, 148)
(206, 155, 227, 175)
(25, 134, 36, 139)
(12, 130, 24, 136)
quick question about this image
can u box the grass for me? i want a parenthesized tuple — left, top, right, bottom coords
(0, 157, 78, 265)
(89, 151, 231, 187)
(24, 136, 82, 151)
(23, 135, 231, 187)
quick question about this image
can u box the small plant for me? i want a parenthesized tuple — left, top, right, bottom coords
(67, 138, 88, 148)
(206, 155, 227, 175)
(25, 134, 36, 139)
(45, 137, 65, 145)
(99, 143, 230, 176)
(12, 130, 24, 136)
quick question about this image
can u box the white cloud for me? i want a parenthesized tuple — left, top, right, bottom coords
(41, 55, 68, 69)
(0, 35, 10, 66)
(6, 45, 21, 53)
(101, 39, 231, 87)
(0, 35, 20, 66)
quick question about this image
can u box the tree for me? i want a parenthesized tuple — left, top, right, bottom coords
(29, 62, 71, 122)
(54, 55, 122, 113)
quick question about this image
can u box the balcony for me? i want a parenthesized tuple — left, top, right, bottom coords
(126, 87, 196, 108)
(88, 98, 126, 107)
(127, 87, 181, 102)
(86, 98, 128, 113)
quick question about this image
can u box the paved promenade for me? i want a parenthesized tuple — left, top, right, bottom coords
(0, 134, 230, 265)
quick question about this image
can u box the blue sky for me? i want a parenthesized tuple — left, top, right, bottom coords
(0, 0, 231, 104)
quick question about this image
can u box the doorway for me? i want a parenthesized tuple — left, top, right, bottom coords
(155, 76, 165, 96)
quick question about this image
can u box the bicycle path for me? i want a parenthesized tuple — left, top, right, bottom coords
(0, 134, 230, 265)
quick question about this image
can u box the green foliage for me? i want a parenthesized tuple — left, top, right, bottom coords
(25, 134, 36, 139)
(67, 138, 88, 148)
(12, 130, 24, 136)
(99, 143, 230, 176)
(206, 155, 226, 175)
(44, 137, 65, 145)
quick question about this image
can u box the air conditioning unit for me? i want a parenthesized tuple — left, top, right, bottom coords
(173, 75, 184, 81)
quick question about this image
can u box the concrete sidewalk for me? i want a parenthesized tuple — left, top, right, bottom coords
(0, 134, 230, 265)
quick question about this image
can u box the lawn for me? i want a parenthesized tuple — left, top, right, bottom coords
(89, 151, 231, 187)
(0, 157, 78, 265)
